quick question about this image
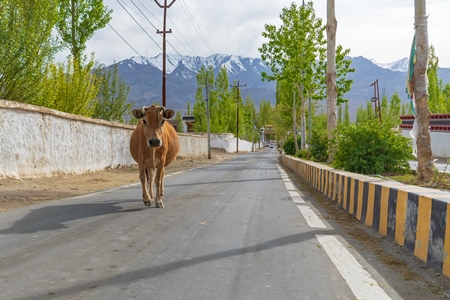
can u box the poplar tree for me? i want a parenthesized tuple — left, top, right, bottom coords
(92, 63, 131, 122)
(56, 0, 112, 63)
(259, 2, 326, 151)
(0, 0, 59, 102)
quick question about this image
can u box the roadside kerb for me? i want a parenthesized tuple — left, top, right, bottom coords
(281, 154, 450, 278)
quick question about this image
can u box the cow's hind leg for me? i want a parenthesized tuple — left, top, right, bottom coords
(139, 165, 151, 207)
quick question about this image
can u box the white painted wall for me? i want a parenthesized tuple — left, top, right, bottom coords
(210, 133, 262, 153)
(0, 100, 261, 178)
(402, 129, 450, 158)
(0, 100, 207, 178)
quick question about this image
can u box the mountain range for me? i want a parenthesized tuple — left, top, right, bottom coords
(113, 54, 450, 118)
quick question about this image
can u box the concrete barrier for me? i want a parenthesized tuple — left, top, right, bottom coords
(0, 100, 207, 178)
(281, 154, 450, 278)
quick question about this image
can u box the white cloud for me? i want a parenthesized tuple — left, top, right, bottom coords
(66, 0, 450, 67)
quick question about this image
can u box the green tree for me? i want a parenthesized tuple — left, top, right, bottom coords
(34, 56, 100, 116)
(193, 66, 212, 132)
(92, 63, 131, 122)
(0, 0, 59, 103)
(174, 111, 184, 133)
(427, 45, 446, 113)
(259, 2, 353, 150)
(343, 102, 350, 125)
(380, 95, 389, 122)
(388, 93, 402, 125)
(214, 67, 234, 133)
(338, 104, 343, 124)
(56, 0, 112, 62)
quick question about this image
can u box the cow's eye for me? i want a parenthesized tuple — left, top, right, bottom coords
(142, 119, 147, 125)
(161, 119, 165, 126)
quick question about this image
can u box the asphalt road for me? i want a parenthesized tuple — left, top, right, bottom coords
(0, 149, 447, 299)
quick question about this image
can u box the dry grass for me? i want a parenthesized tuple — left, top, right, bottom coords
(387, 161, 450, 190)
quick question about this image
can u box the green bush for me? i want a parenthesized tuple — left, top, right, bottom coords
(331, 120, 412, 174)
(309, 129, 328, 162)
(296, 149, 312, 160)
(283, 135, 301, 155)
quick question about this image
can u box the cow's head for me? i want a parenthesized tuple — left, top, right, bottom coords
(132, 105, 175, 147)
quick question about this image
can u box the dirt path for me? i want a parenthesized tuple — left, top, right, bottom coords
(0, 150, 238, 212)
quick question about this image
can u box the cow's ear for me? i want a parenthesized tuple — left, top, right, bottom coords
(163, 109, 175, 119)
(132, 109, 144, 119)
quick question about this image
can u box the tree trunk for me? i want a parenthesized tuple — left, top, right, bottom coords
(326, 0, 337, 162)
(293, 90, 299, 153)
(414, 0, 434, 181)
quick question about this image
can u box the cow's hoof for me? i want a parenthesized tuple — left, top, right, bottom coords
(143, 200, 152, 207)
(155, 202, 164, 208)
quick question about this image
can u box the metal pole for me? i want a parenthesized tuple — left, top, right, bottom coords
(205, 80, 211, 159)
(155, 0, 176, 107)
(230, 81, 246, 153)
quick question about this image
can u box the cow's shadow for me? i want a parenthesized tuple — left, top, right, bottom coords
(0, 199, 144, 235)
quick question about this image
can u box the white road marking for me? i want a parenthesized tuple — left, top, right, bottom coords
(296, 205, 326, 228)
(288, 191, 305, 203)
(316, 235, 392, 300)
(284, 182, 296, 191)
(278, 164, 391, 299)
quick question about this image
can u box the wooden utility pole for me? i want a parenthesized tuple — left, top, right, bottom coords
(414, 0, 434, 180)
(155, 0, 176, 107)
(231, 81, 246, 153)
(205, 79, 211, 159)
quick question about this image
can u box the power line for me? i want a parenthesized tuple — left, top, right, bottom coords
(131, 0, 186, 57)
(167, 14, 197, 56)
(179, 0, 215, 55)
(117, 0, 162, 51)
(107, 23, 147, 62)
(167, 14, 196, 57)
(131, 0, 159, 31)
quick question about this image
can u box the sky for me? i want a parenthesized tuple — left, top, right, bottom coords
(60, 0, 450, 67)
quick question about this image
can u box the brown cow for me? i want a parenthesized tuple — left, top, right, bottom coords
(130, 105, 180, 208)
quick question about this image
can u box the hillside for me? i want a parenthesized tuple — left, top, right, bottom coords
(113, 54, 450, 117)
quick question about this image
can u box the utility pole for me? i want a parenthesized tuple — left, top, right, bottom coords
(154, 0, 176, 107)
(370, 79, 382, 122)
(205, 79, 211, 159)
(231, 81, 246, 153)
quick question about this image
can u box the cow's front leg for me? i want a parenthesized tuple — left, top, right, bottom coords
(147, 167, 155, 199)
(139, 165, 151, 207)
(154, 166, 165, 208)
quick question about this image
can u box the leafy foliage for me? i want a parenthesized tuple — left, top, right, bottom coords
(193, 65, 264, 142)
(309, 129, 328, 162)
(331, 120, 413, 174)
(33, 56, 100, 117)
(92, 63, 131, 122)
(283, 135, 301, 156)
(0, 0, 59, 103)
(56, 0, 112, 62)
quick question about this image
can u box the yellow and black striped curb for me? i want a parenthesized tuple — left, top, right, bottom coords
(281, 155, 450, 278)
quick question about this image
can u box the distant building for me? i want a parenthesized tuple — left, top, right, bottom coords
(182, 115, 195, 133)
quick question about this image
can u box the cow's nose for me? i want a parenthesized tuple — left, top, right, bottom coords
(148, 138, 162, 147)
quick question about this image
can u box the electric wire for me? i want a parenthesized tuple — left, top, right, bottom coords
(131, 0, 159, 31)
(130, 0, 186, 57)
(179, 0, 215, 55)
(167, 13, 197, 57)
(135, 0, 198, 57)
(117, 0, 162, 51)
(107, 23, 148, 62)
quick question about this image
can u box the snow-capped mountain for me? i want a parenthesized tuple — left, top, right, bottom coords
(115, 54, 276, 111)
(113, 54, 450, 117)
(370, 57, 409, 72)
